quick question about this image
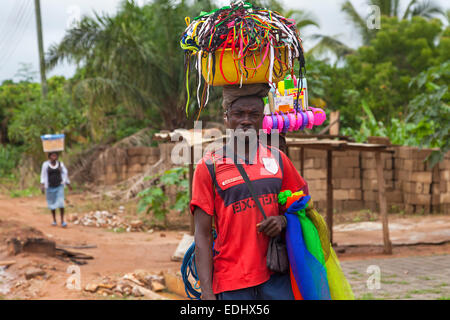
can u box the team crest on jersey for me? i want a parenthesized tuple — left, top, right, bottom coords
(262, 157, 278, 175)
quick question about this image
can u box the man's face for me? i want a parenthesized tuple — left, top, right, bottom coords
(49, 153, 58, 162)
(225, 96, 264, 133)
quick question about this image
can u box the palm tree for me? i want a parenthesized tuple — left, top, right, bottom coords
(307, 34, 356, 63)
(271, 2, 354, 63)
(46, 0, 216, 134)
(341, 0, 446, 44)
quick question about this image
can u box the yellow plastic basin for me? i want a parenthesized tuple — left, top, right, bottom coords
(201, 47, 288, 86)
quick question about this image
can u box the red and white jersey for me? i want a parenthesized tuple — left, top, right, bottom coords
(190, 143, 308, 294)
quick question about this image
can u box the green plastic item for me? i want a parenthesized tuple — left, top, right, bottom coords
(297, 205, 326, 266)
(284, 78, 294, 90)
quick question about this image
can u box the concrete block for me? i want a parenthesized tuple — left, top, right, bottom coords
(334, 190, 349, 200)
(405, 193, 431, 205)
(440, 193, 450, 204)
(129, 163, 142, 173)
(348, 189, 362, 200)
(304, 169, 327, 180)
(127, 147, 150, 157)
(386, 190, 403, 203)
(363, 191, 378, 201)
(396, 146, 416, 159)
(410, 172, 432, 184)
(340, 178, 361, 189)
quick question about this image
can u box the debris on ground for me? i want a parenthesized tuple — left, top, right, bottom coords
(82, 270, 167, 299)
(163, 271, 187, 297)
(68, 211, 145, 232)
(0, 260, 16, 267)
(24, 267, 46, 280)
(6, 237, 94, 265)
(171, 233, 194, 262)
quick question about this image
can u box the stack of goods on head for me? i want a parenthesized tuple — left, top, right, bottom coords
(262, 75, 326, 133)
(41, 134, 65, 152)
(180, 0, 326, 130)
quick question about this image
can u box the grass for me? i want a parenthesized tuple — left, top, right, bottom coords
(9, 186, 41, 198)
(357, 293, 384, 300)
(437, 296, 450, 300)
(434, 283, 448, 288)
(418, 276, 433, 281)
(381, 279, 398, 285)
(407, 289, 442, 295)
(105, 227, 127, 234)
(383, 274, 398, 279)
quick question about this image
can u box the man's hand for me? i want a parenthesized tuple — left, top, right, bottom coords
(201, 292, 217, 300)
(257, 216, 287, 238)
(40, 184, 45, 194)
(67, 184, 73, 191)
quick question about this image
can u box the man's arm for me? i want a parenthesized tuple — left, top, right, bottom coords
(40, 162, 47, 193)
(61, 163, 72, 190)
(194, 207, 215, 300)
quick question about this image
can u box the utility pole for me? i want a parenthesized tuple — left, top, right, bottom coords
(34, 0, 47, 97)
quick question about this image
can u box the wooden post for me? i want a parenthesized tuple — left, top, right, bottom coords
(329, 111, 340, 136)
(326, 150, 334, 244)
(34, 0, 48, 97)
(189, 144, 195, 236)
(375, 151, 392, 254)
(300, 147, 305, 177)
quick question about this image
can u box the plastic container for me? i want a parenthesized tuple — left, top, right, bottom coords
(41, 134, 65, 152)
(201, 47, 288, 86)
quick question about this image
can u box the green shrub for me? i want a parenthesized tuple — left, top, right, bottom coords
(137, 167, 189, 222)
(0, 144, 22, 177)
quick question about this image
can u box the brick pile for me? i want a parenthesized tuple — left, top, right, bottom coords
(92, 147, 160, 185)
(289, 145, 449, 214)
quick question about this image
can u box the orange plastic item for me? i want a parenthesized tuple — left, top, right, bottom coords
(285, 191, 304, 208)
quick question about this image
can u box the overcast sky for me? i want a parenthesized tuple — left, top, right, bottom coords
(0, 0, 448, 82)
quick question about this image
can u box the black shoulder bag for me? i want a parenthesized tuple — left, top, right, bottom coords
(233, 160, 289, 274)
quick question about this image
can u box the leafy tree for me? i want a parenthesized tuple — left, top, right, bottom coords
(46, 0, 218, 133)
(407, 60, 450, 166)
(0, 80, 40, 144)
(341, 100, 435, 146)
(341, 0, 445, 44)
(318, 16, 447, 128)
(0, 144, 23, 177)
(7, 77, 84, 164)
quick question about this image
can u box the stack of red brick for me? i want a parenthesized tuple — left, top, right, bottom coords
(289, 145, 450, 214)
(394, 147, 448, 214)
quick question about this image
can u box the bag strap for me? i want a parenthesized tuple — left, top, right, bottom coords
(234, 159, 267, 220)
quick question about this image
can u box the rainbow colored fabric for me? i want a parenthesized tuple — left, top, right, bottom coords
(279, 191, 354, 300)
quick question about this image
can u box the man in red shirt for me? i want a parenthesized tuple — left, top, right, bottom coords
(190, 88, 308, 300)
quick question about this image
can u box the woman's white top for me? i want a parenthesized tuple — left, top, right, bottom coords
(40, 160, 70, 189)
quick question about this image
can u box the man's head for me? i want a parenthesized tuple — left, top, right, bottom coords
(48, 152, 59, 162)
(222, 84, 269, 147)
(224, 95, 264, 132)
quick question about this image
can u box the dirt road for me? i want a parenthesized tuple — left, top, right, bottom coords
(0, 193, 449, 299)
(0, 194, 182, 299)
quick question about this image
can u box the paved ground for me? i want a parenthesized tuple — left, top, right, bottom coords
(341, 254, 450, 300)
